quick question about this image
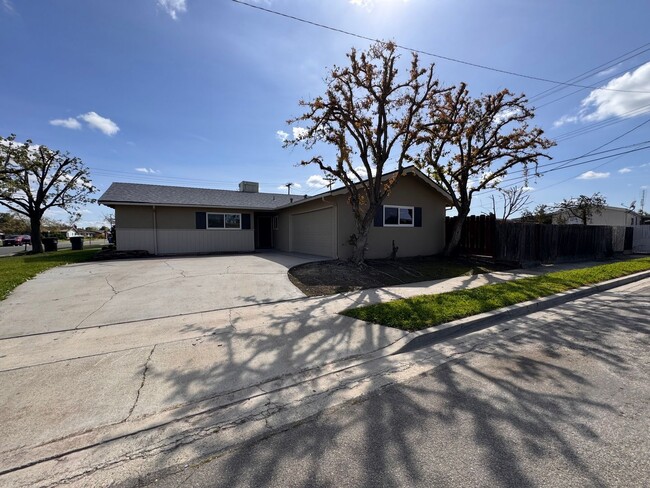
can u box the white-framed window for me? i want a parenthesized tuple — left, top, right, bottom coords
(384, 205, 414, 227)
(272, 216, 279, 230)
(207, 213, 241, 230)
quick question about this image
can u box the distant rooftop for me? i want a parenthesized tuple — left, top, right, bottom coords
(99, 182, 294, 210)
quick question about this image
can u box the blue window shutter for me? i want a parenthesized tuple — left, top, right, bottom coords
(374, 206, 384, 227)
(242, 213, 251, 230)
(414, 207, 422, 227)
(196, 212, 206, 229)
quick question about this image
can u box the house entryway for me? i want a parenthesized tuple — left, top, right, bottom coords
(255, 213, 275, 249)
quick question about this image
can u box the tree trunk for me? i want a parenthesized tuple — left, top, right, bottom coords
(351, 222, 371, 266)
(30, 215, 43, 253)
(350, 206, 376, 266)
(444, 209, 469, 257)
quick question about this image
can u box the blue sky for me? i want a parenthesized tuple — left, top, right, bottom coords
(2, 0, 649, 226)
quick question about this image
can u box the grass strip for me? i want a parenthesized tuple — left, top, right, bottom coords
(342, 257, 650, 331)
(0, 248, 99, 301)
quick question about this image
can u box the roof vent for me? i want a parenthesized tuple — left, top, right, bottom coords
(239, 181, 259, 193)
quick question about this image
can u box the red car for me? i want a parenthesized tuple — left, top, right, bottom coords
(14, 235, 31, 246)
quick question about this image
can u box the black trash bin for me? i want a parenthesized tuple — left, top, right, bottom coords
(43, 237, 58, 252)
(70, 236, 84, 250)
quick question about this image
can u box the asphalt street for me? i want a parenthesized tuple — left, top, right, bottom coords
(149, 279, 650, 488)
(0, 238, 109, 257)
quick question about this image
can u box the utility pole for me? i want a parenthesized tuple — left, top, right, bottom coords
(323, 175, 337, 191)
(285, 182, 293, 195)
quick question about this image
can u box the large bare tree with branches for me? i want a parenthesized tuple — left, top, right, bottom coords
(417, 83, 554, 255)
(285, 41, 443, 264)
(0, 135, 97, 253)
(489, 186, 533, 221)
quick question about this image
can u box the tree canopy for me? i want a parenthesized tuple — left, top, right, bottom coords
(0, 135, 96, 252)
(556, 192, 607, 225)
(285, 41, 443, 264)
(417, 83, 555, 254)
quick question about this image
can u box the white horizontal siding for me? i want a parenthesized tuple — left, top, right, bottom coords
(157, 229, 254, 254)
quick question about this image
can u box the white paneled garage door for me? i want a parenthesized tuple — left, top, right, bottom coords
(291, 207, 334, 257)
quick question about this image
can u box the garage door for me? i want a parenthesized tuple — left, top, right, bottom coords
(291, 207, 334, 257)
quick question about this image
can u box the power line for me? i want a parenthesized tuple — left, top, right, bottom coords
(534, 60, 650, 110)
(529, 43, 650, 103)
(89, 167, 294, 190)
(472, 118, 650, 196)
(232, 0, 650, 95)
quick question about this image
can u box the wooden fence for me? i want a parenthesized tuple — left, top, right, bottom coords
(446, 216, 637, 265)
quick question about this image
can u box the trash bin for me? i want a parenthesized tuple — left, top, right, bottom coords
(43, 237, 58, 252)
(70, 236, 84, 250)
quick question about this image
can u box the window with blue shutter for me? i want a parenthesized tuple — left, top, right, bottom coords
(195, 212, 206, 229)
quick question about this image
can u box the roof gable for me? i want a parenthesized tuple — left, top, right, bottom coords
(279, 166, 452, 209)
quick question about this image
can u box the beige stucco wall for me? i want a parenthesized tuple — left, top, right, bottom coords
(275, 173, 448, 259)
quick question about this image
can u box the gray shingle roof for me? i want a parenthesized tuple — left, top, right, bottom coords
(99, 182, 294, 210)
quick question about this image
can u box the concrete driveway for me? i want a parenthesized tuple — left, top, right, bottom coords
(0, 252, 319, 338)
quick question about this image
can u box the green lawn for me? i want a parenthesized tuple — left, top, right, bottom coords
(343, 257, 650, 331)
(0, 248, 99, 301)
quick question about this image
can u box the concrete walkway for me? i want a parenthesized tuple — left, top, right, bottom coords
(0, 257, 632, 483)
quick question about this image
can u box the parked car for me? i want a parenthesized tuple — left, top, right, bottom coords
(3, 235, 18, 246)
(14, 235, 31, 246)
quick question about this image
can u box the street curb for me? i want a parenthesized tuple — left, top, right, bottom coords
(389, 268, 650, 355)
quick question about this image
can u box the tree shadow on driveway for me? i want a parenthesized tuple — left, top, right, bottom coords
(130, 287, 650, 487)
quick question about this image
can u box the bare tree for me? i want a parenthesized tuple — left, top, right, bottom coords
(285, 41, 443, 264)
(0, 135, 97, 252)
(417, 83, 554, 255)
(489, 186, 532, 221)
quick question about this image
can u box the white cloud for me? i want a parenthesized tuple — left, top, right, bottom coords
(158, 0, 187, 20)
(522, 186, 535, 192)
(577, 171, 610, 180)
(78, 112, 120, 136)
(555, 62, 650, 126)
(553, 114, 579, 128)
(49, 117, 82, 130)
(292, 127, 308, 139)
(347, 165, 368, 181)
(307, 175, 331, 189)
(618, 167, 632, 174)
(596, 64, 621, 77)
(135, 167, 160, 174)
(276, 130, 289, 142)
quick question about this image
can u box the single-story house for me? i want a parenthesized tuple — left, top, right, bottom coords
(98, 167, 452, 259)
(552, 205, 642, 226)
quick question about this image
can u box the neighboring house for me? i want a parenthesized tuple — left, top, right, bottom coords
(98, 167, 452, 259)
(552, 206, 642, 226)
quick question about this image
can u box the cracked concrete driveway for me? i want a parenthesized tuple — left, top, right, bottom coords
(0, 252, 317, 338)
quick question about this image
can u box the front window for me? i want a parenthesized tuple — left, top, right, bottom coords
(384, 206, 414, 227)
(207, 213, 241, 229)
